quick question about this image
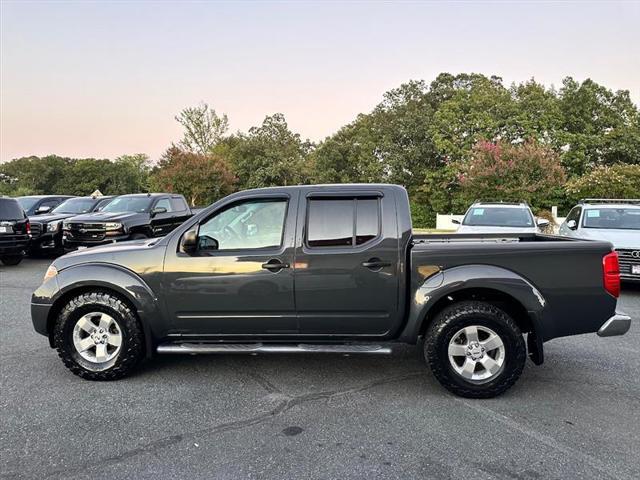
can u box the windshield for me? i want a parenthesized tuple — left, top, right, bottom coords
(0, 199, 25, 220)
(462, 207, 534, 227)
(101, 196, 152, 213)
(17, 197, 39, 211)
(582, 208, 640, 230)
(52, 198, 98, 214)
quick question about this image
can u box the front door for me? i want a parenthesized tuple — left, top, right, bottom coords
(294, 191, 401, 336)
(162, 194, 297, 336)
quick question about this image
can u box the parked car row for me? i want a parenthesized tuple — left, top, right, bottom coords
(0, 193, 193, 266)
(452, 199, 640, 282)
(558, 199, 640, 282)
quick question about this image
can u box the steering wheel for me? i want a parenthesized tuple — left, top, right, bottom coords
(223, 225, 241, 242)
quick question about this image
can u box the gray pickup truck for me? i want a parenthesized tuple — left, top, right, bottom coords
(31, 184, 631, 398)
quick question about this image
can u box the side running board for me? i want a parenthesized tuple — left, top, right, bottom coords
(156, 343, 392, 355)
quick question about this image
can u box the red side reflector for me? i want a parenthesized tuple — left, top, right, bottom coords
(603, 251, 620, 298)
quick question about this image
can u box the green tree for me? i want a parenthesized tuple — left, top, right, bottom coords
(429, 74, 514, 162)
(225, 114, 313, 189)
(311, 115, 385, 184)
(557, 78, 640, 175)
(175, 103, 229, 154)
(565, 164, 640, 200)
(110, 154, 151, 193)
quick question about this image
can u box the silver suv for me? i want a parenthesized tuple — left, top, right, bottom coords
(559, 199, 640, 282)
(453, 202, 549, 234)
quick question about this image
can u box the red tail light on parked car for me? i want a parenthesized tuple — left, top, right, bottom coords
(26, 220, 31, 236)
(603, 251, 620, 298)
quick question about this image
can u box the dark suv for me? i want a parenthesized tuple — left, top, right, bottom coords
(29, 196, 116, 255)
(17, 195, 74, 216)
(63, 193, 192, 249)
(0, 197, 30, 266)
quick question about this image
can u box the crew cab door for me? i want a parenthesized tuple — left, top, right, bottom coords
(162, 192, 298, 335)
(294, 190, 401, 336)
(150, 197, 175, 236)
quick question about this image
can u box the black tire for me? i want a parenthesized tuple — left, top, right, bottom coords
(130, 233, 148, 240)
(0, 255, 23, 266)
(424, 301, 526, 399)
(53, 291, 144, 380)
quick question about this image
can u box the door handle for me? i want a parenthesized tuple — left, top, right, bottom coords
(362, 259, 391, 270)
(261, 259, 290, 272)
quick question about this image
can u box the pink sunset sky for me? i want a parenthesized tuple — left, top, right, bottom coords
(1, 0, 639, 163)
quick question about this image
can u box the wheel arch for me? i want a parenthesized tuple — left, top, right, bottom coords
(403, 264, 547, 365)
(45, 263, 158, 356)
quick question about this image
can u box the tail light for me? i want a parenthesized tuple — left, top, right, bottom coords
(603, 251, 620, 298)
(26, 220, 31, 236)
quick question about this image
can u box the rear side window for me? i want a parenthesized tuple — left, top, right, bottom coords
(307, 197, 380, 248)
(0, 199, 25, 220)
(171, 197, 189, 211)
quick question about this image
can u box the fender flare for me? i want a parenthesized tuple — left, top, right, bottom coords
(47, 262, 160, 356)
(400, 264, 547, 364)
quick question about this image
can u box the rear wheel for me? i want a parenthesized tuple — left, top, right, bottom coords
(130, 233, 148, 240)
(0, 255, 23, 265)
(424, 301, 526, 398)
(53, 291, 144, 380)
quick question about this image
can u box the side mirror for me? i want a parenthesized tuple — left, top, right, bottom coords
(151, 206, 167, 217)
(36, 205, 51, 214)
(451, 219, 461, 225)
(181, 229, 198, 253)
(536, 218, 550, 227)
(567, 220, 578, 230)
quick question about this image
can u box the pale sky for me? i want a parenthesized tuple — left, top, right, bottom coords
(1, 0, 639, 162)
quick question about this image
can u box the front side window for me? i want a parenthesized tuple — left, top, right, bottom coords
(582, 208, 640, 230)
(102, 196, 153, 213)
(307, 197, 380, 248)
(198, 199, 287, 251)
(566, 207, 582, 224)
(462, 207, 534, 228)
(155, 198, 173, 212)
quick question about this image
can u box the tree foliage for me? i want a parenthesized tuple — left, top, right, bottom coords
(565, 164, 640, 200)
(459, 140, 567, 207)
(3, 73, 638, 228)
(223, 114, 313, 189)
(149, 147, 236, 206)
(175, 104, 229, 154)
(0, 155, 151, 196)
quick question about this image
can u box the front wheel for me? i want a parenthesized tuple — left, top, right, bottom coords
(424, 301, 526, 398)
(53, 291, 144, 380)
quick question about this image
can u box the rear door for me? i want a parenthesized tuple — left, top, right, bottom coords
(294, 189, 401, 336)
(170, 196, 191, 230)
(150, 197, 175, 236)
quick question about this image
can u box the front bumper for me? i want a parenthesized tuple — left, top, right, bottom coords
(30, 231, 62, 251)
(31, 302, 51, 337)
(63, 234, 130, 250)
(597, 313, 632, 337)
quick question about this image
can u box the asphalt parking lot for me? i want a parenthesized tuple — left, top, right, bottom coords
(1, 258, 639, 480)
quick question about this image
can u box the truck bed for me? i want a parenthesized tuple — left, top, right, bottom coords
(408, 231, 616, 342)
